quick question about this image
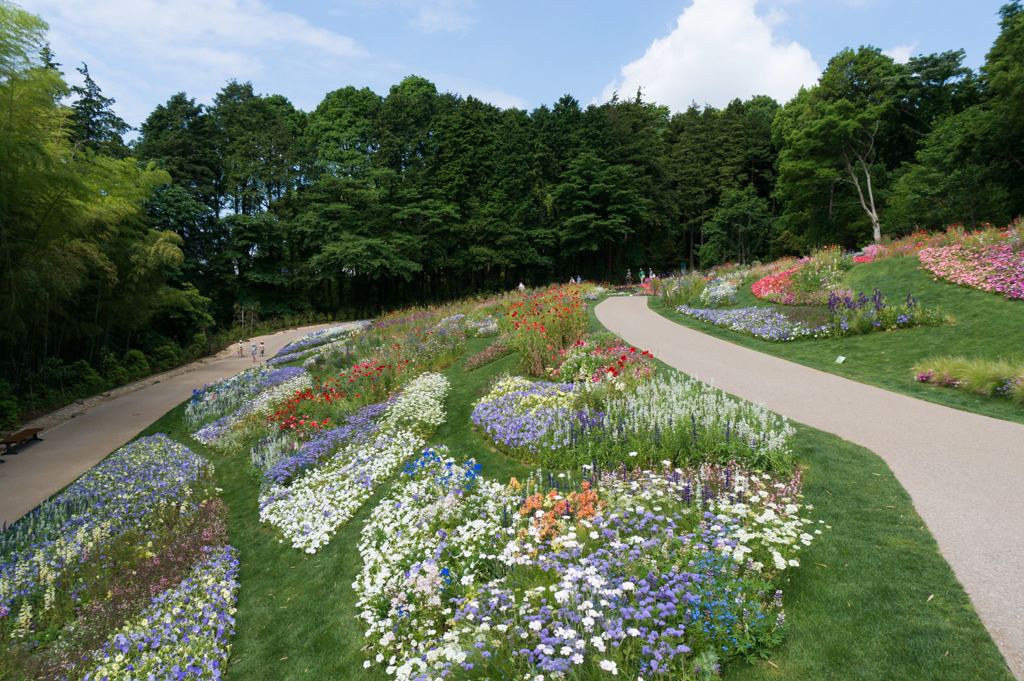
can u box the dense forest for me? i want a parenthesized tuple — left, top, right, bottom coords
(2, 0, 1024, 422)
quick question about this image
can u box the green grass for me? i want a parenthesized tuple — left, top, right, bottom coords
(650, 256, 1024, 425)
(728, 425, 1011, 680)
(128, 314, 1014, 680)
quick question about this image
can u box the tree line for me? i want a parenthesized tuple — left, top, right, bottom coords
(2, 0, 1023, 420)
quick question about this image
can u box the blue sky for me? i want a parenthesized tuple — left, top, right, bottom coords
(17, 0, 1010, 130)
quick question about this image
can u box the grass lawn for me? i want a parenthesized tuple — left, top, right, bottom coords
(127, 306, 1014, 680)
(649, 256, 1024, 426)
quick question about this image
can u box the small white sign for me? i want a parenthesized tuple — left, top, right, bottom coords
(835, 356, 846, 364)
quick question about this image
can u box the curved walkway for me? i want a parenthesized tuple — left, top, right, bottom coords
(597, 296, 1023, 679)
(0, 323, 337, 528)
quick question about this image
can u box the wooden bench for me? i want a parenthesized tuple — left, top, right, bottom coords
(0, 427, 43, 454)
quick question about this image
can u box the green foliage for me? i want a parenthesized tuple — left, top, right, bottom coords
(68, 62, 130, 157)
(703, 184, 773, 265)
(914, 355, 1024, 403)
(123, 350, 151, 382)
(68, 359, 106, 395)
(150, 344, 181, 372)
(102, 354, 128, 386)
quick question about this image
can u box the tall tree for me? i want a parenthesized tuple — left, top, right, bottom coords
(775, 47, 902, 245)
(68, 62, 130, 157)
(134, 92, 219, 214)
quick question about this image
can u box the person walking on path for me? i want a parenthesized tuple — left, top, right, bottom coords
(259, 341, 265, 358)
(625, 269, 632, 286)
(251, 343, 257, 362)
(237, 340, 243, 357)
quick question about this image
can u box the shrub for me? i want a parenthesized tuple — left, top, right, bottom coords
(150, 344, 181, 372)
(0, 398, 19, 430)
(123, 349, 151, 382)
(102, 354, 129, 386)
(69, 359, 107, 396)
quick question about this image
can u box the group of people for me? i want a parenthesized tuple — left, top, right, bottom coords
(625, 268, 657, 285)
(237, 339, 265, 362)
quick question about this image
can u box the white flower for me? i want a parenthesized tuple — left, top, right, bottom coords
(599, 659, 619, 675)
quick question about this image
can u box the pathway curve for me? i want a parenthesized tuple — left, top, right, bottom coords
(0, 323, 337, 527)
(596, 296, 1023, 679)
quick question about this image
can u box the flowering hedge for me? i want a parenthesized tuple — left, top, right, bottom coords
(354, 453, 822, 681)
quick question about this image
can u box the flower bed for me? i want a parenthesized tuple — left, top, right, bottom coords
(192, 370, 312, 447)
(268, 321, 369, 366)
(354, 452, 822, 681)
(501, 285, 590, 375)
(918, 242, 1024, 300)
(258, 373, 450, 553)
(185, 365, 306, 428)
(823, 289, 947, 335)
(676, 305, 827, 341)
(699, 277, 739, 307)
(546, 336, 655, 391)
(78, 545, 239, 681)
(751, 247, 852, 306)
(0, 436, 236, 678)
(473, 372, 795, 472)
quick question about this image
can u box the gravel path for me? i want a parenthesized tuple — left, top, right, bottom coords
(596, 295, 1023, 679)
(0, 323, 338, 527)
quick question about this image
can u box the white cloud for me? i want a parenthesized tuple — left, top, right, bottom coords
(21, 0, 368, 125)
(602, 0, 821, 111)
(408, 0, 476, 33)
(884, 43, 917, 64)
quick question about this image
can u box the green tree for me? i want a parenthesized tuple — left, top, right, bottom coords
(702, 184, 773, 265)
(775, 47, 902, 245)
(68, 62, 130, 157)
(134, 92, 220, 214)
(553, 151, 652, 277)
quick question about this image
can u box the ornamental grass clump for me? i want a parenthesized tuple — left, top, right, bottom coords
(658, 272, 707, 308)
(913, 356, 1024, 403)
(354, 455, 821, 681)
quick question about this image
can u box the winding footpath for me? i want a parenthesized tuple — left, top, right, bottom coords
(597, 296, 1024, 679)
(0, 323, 336, 528)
